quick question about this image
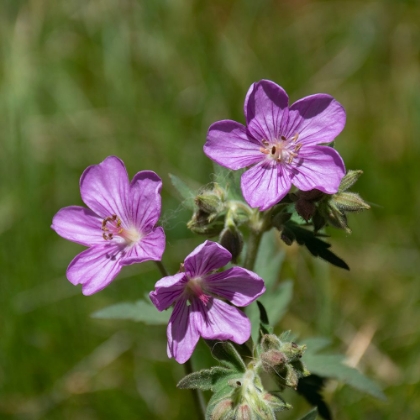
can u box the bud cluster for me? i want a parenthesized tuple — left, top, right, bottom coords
(258, 334, 310, 390)
(292, 170, 370, 233)
(187, 183, 250, 262)
(210, 367, 291, 420)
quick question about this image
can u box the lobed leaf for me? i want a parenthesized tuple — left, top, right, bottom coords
(298, 407, 318, 420)
(205, 340, 247, 373)
(91, 299, 170, 325)
(168, 173, 196, 209)
(283, 222, 349, 270)
(304, 338, 386, 400)
(177, 367, 232, 391)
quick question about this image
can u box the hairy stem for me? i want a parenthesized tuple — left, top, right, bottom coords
(154, 260, 206, 419)
(185, 358, 207, 419)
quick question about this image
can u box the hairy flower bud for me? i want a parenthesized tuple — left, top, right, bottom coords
(258, 334, 309, 390)
(187, 184, 228, 236)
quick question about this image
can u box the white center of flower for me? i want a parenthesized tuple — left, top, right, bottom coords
(259, 133, 302, 164)
(101, 214, 142, 245)
(185, 277, 210, 305)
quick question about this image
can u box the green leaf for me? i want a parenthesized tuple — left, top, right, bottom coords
(298, 407, 318, 420)
(254, 229, 285, 289)
(283, 222, 349, 270)
(177, 367, 232, 391)
(91, 299, 170, 325)
(304, 338, 386, 400)
(205, 340, 246, 373)
(212, 163, 243, 200)
(168, 173, 196, 209)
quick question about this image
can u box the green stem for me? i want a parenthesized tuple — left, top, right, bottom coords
(154, 260, 170, 277)
(244, 227, 263, 271)
(185, 358, 207, 419)
(154, 260, 206, 419)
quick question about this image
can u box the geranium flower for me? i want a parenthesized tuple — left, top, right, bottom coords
(204, 80, 346, 211)
(149, 241, 265, 364)
(52, 156, 165, 295)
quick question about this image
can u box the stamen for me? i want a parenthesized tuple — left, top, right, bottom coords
(281, 135, 286, 141)
(260, 147, 270, 155)
(262, 139, 269, 146)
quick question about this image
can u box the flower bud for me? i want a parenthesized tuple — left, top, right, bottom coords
(261, 350, 286, 373)
(338, 169, 363, 192)
(211, 398, 235, 420)
(219, 225, 244, 263)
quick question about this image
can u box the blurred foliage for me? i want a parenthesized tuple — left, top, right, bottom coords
(0, 0, 419, 418)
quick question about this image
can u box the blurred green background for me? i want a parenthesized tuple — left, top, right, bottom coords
(1, 0, 419, 418)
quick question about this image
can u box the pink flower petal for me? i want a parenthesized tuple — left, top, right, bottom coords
(245, 80, 289, 142)
(66, 244, 124, 295)
(197, 299, 250, 344)
(241, 161, 292, 211)
(184, 241, 231, 277)
(121, 227, 165, 265)
(80, 156, 130, 221)
(129, 171, 162, 231)
(204, 267, 265, 307)
(204, 120, 262, 170)
(52, 206, 103, 246)
(167, 299, 200, 364)
(285, 94, 346, 147)
(291, 145, 345, 194)
(149, 272, 186, 311)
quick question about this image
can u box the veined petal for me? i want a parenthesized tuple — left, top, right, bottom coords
(204, 120, 262, 170)
(184, 241, 231, 277)
(80, 156, 130, 222)
(245, 80, 289, 142)
(121, 227, 165, 265)
(285, 94, 346, 146)
(129, 171, 162, 231)
(241, 161, 292, 211)
(167, 299, 200, 364)
(205, 267, 265, 307)
(196, 299, 250, 344)
(52, 206, 103, 246)
(291, 145, 345, 194)
(149, 272, 186, 311)
(66, 244, 124, 295)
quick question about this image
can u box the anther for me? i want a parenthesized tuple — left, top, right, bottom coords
(281, 135, 286, 141)
(271, 146, 277, 154)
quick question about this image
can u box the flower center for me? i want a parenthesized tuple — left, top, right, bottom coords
(185, 277, 211, 305)
(101, 214, 142, 244)
(259, 133, 302, 164)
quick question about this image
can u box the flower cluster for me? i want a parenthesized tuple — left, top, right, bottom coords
(52, 80, 349, 365)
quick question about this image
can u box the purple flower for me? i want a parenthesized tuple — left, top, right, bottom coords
(204, 80, 346, 211)
(52, 156, 165, 295)
(149, 241, 265, 364)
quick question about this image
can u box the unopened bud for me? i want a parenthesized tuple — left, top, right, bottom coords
(261, 334, 282, 352)
(219, 226, 244, 263)
(334, 191, 370, 213)
(211, 398, 234, 420)
(235, 403, 253, 420)
(261, 350, 286, 373)
(339, 169, 363, 192)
